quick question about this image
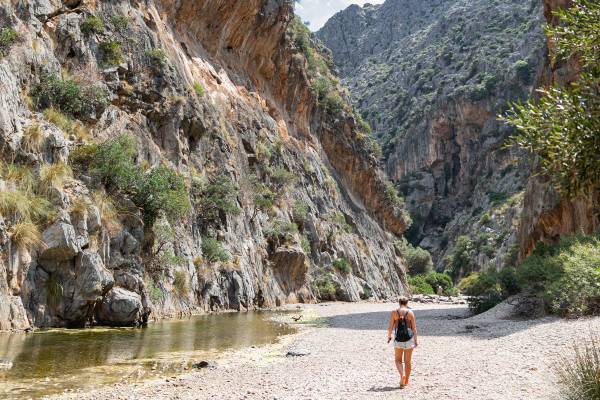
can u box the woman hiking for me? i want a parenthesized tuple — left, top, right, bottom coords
(387, 296, 418, 388)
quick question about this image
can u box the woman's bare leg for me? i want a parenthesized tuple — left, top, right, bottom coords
(403, 348, 414, 385)
(394, 347, 404, 386)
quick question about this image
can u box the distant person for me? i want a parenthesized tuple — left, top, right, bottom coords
(387, 296, 418, 388)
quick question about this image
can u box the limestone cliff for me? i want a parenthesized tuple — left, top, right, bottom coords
(318, 0, 547, 273)
(0, 0, 409, 331)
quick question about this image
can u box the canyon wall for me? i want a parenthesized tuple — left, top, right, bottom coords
(0, 0, 409, 331)
(318, 0, 547, 273)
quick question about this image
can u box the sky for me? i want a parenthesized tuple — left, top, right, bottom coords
(294, 0, 385, 31)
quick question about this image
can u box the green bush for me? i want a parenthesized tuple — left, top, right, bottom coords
(89, 134, 140, 189)
(87, 134, 190, 226)
(193, 81, 205, 97)
(292, 200, 309, 223)
(408, 275, 435, 295)
(80, 16, 104, 34)
(110, 15, 129, 31)
(31, 74, 108, 120)
(99, 40, 123, 66)
(513, 60, 531, 83)
(333, 258, 351, 274)
(384, 181, 405, 208)
(425, 272, 453, 293)
(313, 275, 336, 301)
(448, 235, 474, 279)
(322, 92, 344, 115)
(398, 240, 433, 274)
(133, 165, 191, 226)
(201, 237, 230, 263)
(194, 173, 240, 223)
(0, 28, 19, 57)
(250, 177, 277, 211)
(146, 48, 167, 66)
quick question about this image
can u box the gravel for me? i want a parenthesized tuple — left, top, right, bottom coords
(50, 301, 600, 400)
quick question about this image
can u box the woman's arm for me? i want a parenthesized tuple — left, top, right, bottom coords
(410, 311, 418, 347)
(387, 311, 396, 343)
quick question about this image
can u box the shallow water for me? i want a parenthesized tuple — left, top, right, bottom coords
(0, 311, 295, 399)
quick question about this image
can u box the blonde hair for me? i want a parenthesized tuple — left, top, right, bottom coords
(398, 296, 409, 306)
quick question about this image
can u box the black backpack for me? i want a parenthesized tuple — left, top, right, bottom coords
(395, 310, 414, 342)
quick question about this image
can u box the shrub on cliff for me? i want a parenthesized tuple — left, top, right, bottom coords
(99, 40, 123, 66)
(80, 16, 104, 34)
(396, 239, 433, 275)
(193, 173, 240, 224)
(333, 258, 351, 274)
(31, 74, 108, 120)
(0, 28, 19, 57)
(201, 237, 230, 263)
(410, 272, 456, 296)
(503, 0, 600, 196)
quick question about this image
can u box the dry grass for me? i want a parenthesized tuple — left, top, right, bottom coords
(22, 123, 45, 154)
(43, 108, 90, 142)
(39, 161, 73, 194)
(10, 222, 45, 251)
(71, 196, 92, 218)
(2, 163, 35, 191)
(556, 334, 600, 400)
(92, 190, 121, 234)
(172, 270, 189, 298)
(0, 189, 55, 225)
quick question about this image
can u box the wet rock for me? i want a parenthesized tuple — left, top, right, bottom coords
(192, 360, 217, 369)
(286, 349, 311, 357)
(96, 287, 145, 327)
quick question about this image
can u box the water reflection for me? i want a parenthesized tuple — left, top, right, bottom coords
(0, 311, 294, 399)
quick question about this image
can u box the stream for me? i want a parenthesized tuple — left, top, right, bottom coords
(0, 311, 295, 399)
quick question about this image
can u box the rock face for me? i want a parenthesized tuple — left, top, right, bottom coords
(0, 0, 409, 330)
(318, 0, 547, 271)
(96, 287, 145, 327)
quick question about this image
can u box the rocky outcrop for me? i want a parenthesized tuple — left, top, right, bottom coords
(95, 287, 145, 327)
(0, 0, 409, 330)
(318, 0, 547, 271)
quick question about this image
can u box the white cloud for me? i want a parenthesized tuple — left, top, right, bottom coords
(295, 0, 385, 31)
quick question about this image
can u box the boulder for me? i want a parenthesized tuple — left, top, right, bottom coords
(96, 287, 145, 327)
(40, 222, 79, 261)
(270, 245, 308, 294)
(59, 251, 114, 326)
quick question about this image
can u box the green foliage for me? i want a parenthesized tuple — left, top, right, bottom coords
(250, 177, 277, 211)
(80, 16, 104, 34)
(448, 235, 474, 279)
(333, 258, 351, 274)
(410, 272, 456, 295)
(193, 81, 205, 97)
(270, 167, 296, 188)
(145, 277, 164, 304)
(513, 60, 531, 82)
(408, 275, 435, 295)
(110, 15, 129, 31)
(300, 235, 311, 254)
(201, 237, 230, 263)
(518, 234, 600, 317)
(172, 270, 189, 298)
(329, 212, 352, 233)
(396, 239, 433, 275)
(90, 134, 140, 189)
(384, 181, 404, 208)
(556, 334, 600, 400)
(503, 0, 600, 196)
(292, 200, 309, 223)
(313, 274, 336, 301)
(44, 274, 63, 311)
(146, 48, 167, 66)
(322, 92, 344, 114)
(99, 40, 123, 66)
(86, 134, 190, 226)
(133, 165, 191, 226)
(31, 74, 108, 120)
(194, 173, 240, 223)
(265, 220, 298, 245)
(0, 28, 19, 57)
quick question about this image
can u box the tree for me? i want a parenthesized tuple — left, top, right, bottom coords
(502, 0, 600, 196)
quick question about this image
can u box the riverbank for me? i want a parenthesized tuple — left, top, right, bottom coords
(50, 301, 600, 400)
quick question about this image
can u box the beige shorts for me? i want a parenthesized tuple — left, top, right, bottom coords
(394, 337, 416, 349)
